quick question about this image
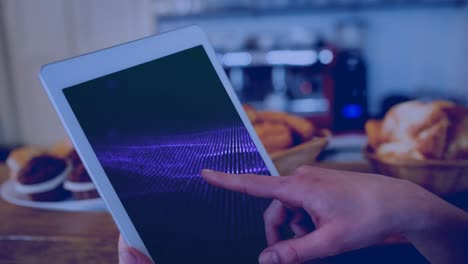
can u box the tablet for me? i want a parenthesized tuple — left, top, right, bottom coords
(40, 26, 279, 263)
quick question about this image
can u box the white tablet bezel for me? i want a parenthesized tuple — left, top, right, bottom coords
(39, 25, 279, 263)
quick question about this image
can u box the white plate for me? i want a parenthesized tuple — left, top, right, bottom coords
(0, 180, 107, 212)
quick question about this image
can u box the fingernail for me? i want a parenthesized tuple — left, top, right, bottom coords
(201, 169, 215, 175)
(119, 249, 137, 264)
(259, 250, 280, 264)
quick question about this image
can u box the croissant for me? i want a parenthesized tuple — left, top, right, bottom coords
(365, 100, 468, 161)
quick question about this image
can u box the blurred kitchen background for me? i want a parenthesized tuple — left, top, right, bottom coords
(0, 0, 467, 159)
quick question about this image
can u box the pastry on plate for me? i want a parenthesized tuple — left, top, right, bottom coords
(67, 149, 82, 168)
(64, 163, 99, 200)
(15, 154, 71, 201)
(49, 138, 74, 158)
(6, 147, 45, 179)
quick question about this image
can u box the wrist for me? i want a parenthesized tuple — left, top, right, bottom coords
(404, 184, 443, 236)
(400, 183, 451, 236)
(400, 184, 468, 264)
(381, 180, 440, 237)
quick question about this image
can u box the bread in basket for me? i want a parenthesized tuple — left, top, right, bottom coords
(364, 100, 468, 195)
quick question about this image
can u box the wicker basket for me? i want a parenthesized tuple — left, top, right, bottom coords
(364, 146, 468, 195)
(271, 130, 330, 175)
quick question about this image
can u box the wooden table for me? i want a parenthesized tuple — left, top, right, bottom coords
(0, 163, 436, 263)
(0, 165, 118, 263)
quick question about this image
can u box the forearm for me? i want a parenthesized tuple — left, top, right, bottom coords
(405, 193, 468, 264)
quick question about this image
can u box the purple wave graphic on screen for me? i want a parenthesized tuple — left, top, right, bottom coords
(94, 124, 269, 197)
(90, 123, 273, 260)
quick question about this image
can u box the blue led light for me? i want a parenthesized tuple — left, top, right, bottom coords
(342, 104, 363, 119)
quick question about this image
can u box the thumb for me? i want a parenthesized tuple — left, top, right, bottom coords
(258, 225, 343, 264)
(119, 247, 153, 264)
(119, 235, 153, 264)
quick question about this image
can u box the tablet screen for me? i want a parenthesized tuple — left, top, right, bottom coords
(63, 45, 272, 263)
